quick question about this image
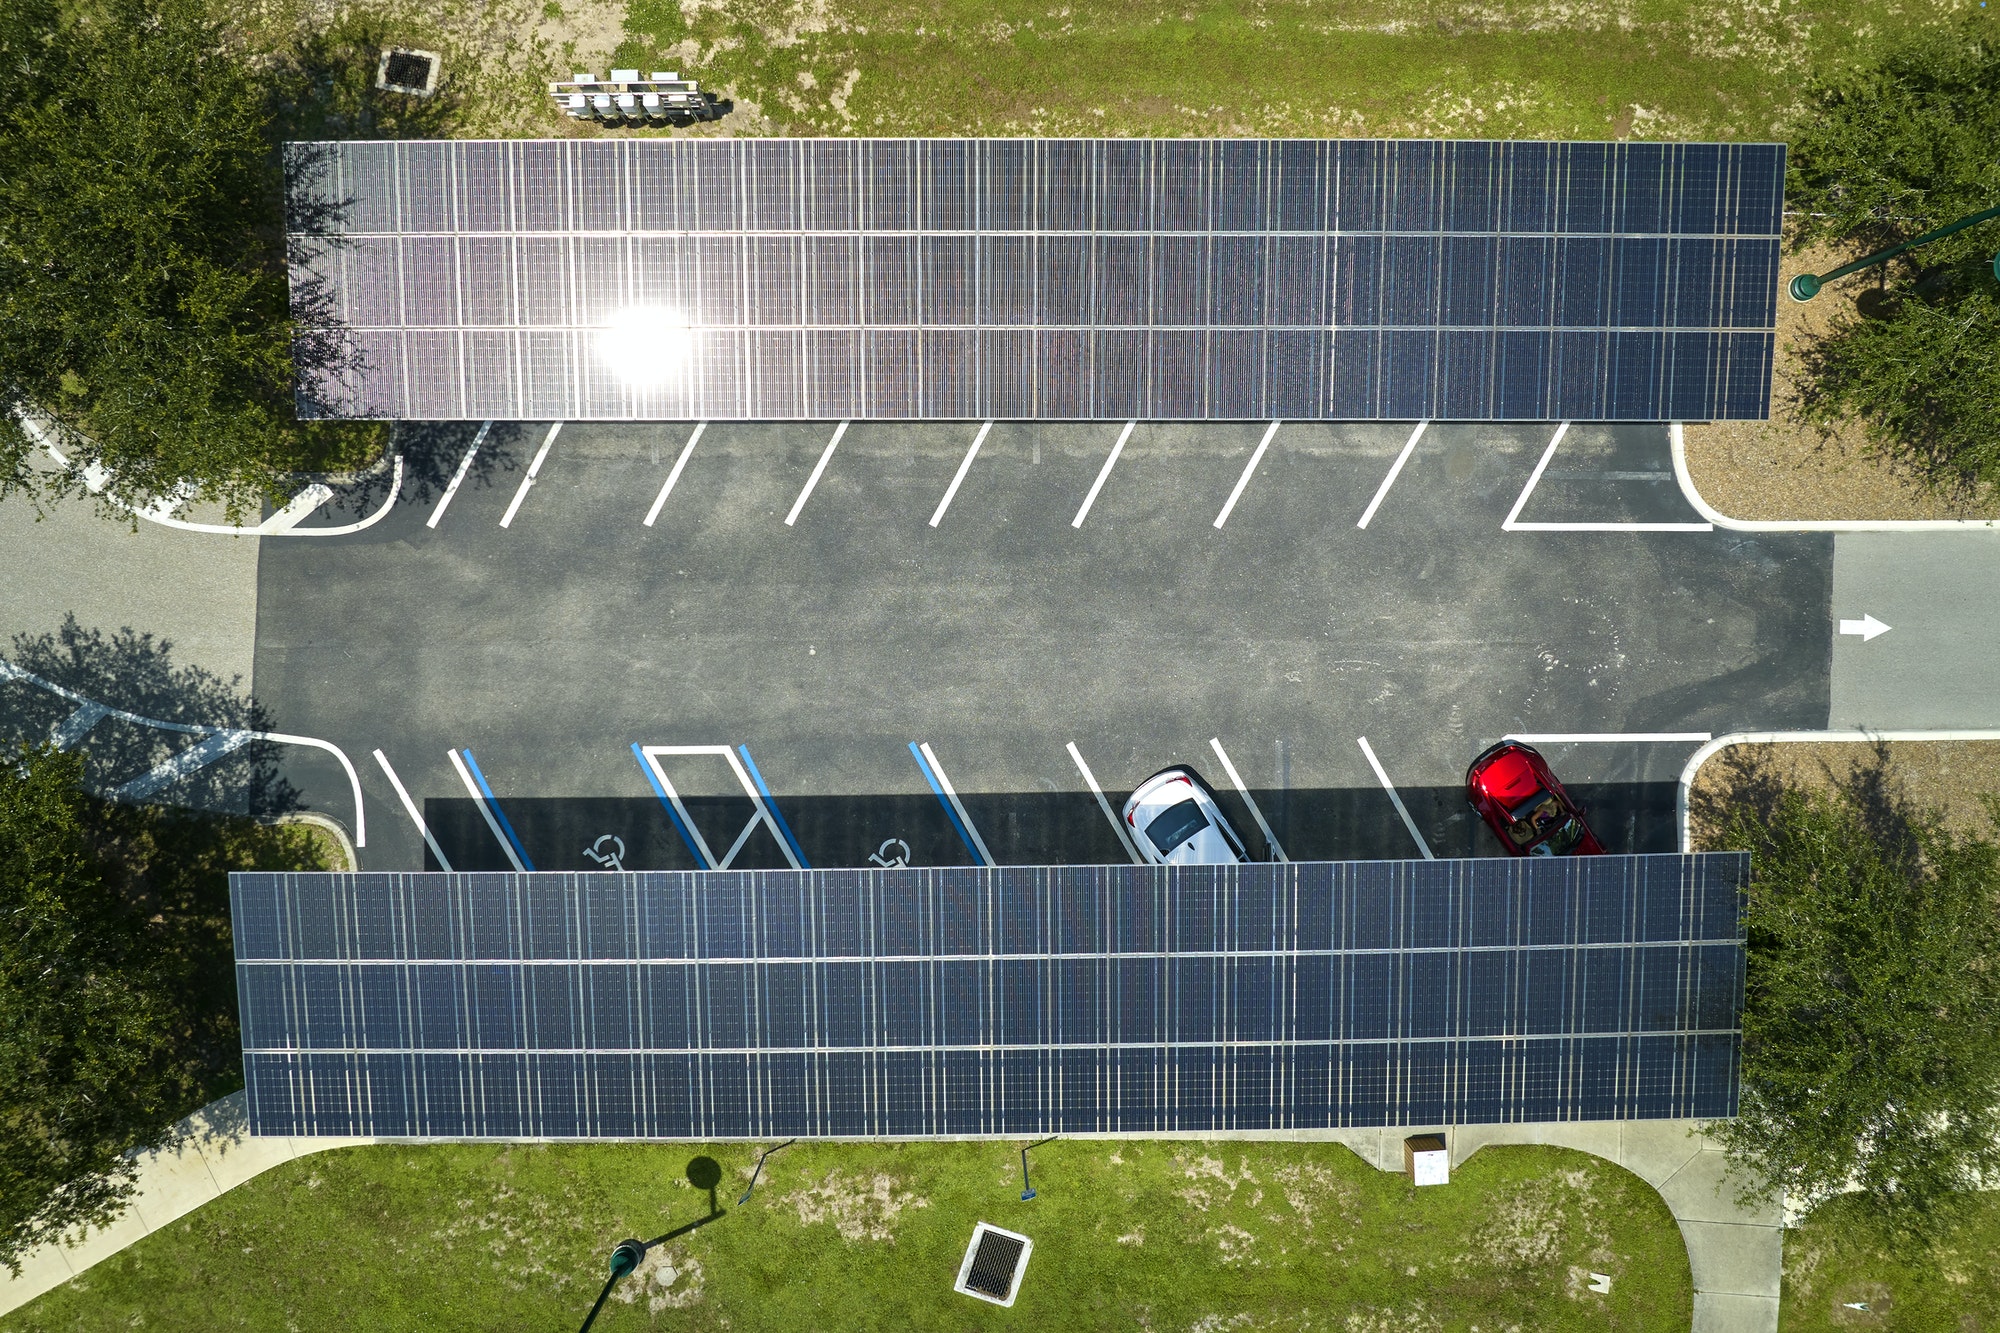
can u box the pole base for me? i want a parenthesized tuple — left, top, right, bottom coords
(1788, 273, 1822, 302)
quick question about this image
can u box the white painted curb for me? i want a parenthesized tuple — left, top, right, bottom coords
(1677, 729, 2000, 852)
(1670, 424, 2000, 532)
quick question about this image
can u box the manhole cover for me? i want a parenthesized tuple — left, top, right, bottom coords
(376, 48, 441, 95)
(953, 1222, 1032, 1307)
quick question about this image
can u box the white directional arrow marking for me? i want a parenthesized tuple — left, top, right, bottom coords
(1839, 613, 1892, 642)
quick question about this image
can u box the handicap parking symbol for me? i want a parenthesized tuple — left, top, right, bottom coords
(868, 838, 911, 869)
(583, 834, 627, 871)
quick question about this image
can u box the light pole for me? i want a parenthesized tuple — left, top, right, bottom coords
(1018, 1136, 1057, 1201)
(577, 1238, 647, 1333)
(1789, 203, 2000, 301)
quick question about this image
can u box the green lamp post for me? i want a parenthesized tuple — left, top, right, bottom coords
(1789, 203, 2000, 302)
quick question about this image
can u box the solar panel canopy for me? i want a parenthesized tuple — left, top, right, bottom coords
(233, 855, 1745, 1139)
(287, 138, 1783, 422)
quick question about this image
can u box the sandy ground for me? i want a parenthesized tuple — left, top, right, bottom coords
(1689, 739, 2000, 850)
(1681, 243, 2000, 522)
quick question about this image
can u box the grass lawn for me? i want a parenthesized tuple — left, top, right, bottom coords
(5, 1140, 1688, 1331)
(1780, 1190, 2000, 1332)
(227, 0, 1986, 143)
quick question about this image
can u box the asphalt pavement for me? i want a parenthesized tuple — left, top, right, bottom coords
(248, 419, 1831, 873)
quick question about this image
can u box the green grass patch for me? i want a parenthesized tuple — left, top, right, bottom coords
(6, 1140, 1688, 1331)
(223, 0, 1988, 144)
(1780, 1190, 2000, 1331)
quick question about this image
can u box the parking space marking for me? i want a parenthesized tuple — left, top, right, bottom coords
(1355, 736, 1434, 860)
(499, 422, 563, 528)
(1207, 737, 1288, 861)
(1071, 420, 1137, 529)
(1212, 421, 1283, 529)
(1355, 420, 1430, 529)
(1065, 741, 1143, 863)
(1503, 422, 1713, 533)
(784, 420, 849, 526)
(427, 421, 492, 530)
(912, 741, 996, 865)
(630, 742, 720, 868)
(928, 420, 993, 528)
(736, 746, 811, 867)
(448, 747, 533, 870)
(643, 421, 707, 527)
(372, 748, 455, 871)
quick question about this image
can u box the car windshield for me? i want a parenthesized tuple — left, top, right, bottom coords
(1144, 798, 1209, 854)
(1503, 792, 1567, 848)
(1539, 817, 1587, 855)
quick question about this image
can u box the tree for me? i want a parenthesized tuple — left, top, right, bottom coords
(0, 0, 372, 520)
(1711, 775, 2000, 1243)
(0, 744, 325, 1273)
(1785, 26, 2000, 493)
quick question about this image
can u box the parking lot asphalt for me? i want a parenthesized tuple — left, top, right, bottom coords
(250, 419, 1832, 873)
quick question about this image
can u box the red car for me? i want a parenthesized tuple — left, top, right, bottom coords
(1465, 741, 1606, 857)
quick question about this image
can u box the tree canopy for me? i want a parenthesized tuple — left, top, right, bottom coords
(0, 0, 370, 520)
(1785, 26, 2000, 492)
(0, 744, 325, 1273)
(1711, 774, 2000, 1244)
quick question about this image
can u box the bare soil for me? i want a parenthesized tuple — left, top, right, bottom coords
(1688, 739, 2000, 850)
(1680, 243, 2000, 523)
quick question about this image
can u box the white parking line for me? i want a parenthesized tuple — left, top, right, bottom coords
(1071, 421, 1136, 529)
(929, 420, 993, 528)
(1207, 737, 1288, 861)
(427, 421, 492, 530)
(1504, 732, 1712, 744)
(446, 748, 527, 871)
(920, 742, 996, 865)
(643, 421, 707, 527)
(1504, 421, 1712, 532)
(785, 420, 849, 526)
(1355, 420, 1429, 529)
(498, 422, 562, 528)
(1213, 421, 1282, 529)
(372, 749, 454, 871)
(1355, 736, 1434, 860)
(1066, 741, 1142, 863)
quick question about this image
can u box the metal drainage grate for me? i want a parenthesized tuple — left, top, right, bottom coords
(954, 1222, 1032, 1307)
(375, 48, 441, 96)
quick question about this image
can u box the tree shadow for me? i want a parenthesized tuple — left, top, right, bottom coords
(0, 615, 298, 818)
(1688, 740, 1929, 862)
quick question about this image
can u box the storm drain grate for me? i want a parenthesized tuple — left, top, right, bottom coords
(375, 48, 441, 95)
(953, 1222, 1032, 1307)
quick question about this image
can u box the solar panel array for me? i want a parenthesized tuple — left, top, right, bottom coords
(288, 138, 1783, 422)
(233, 855, 1745, 1138)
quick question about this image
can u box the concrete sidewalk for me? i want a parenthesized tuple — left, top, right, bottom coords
(0, 1093, 371, 1315)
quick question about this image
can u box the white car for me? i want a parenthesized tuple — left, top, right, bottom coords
(1121, 767, 1251, 866)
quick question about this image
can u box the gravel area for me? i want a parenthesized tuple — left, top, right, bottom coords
(1689, 739, 2000, 850)
(1680, 243, 2000, 522)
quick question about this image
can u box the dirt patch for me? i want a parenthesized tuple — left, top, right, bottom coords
(1680, 242, 2000, 522)
(1271, 1160, 1356, 1231)
(1468, 1167, 1601, 1274)
(781, 1168, 928, 1241)
(1688, 740, 2000, 849)
(612, 1244, 704, 1311)
(1174, 1152, 1262, 1211)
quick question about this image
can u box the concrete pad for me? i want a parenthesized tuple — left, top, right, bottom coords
(0, 478, 261, 690)
(123, 1140, 224, 1230)
(1531, 1120, 1626, 1168)
(1680, 1220, 1783, 1297)
(1658, 1148, 1779, 1225)
(1616, 1120, 1708, 1190)
(1692, 1291, 1780, 1333)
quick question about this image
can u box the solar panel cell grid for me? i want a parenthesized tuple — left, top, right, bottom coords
(292, 137, 1783, 421)
(234, 856, 1745, 1137)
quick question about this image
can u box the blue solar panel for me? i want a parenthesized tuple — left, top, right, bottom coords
(233, 856, 1744, 1138)
(287, 138, 1784, 423)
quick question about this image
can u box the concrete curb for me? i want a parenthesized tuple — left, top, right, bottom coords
(1670, 423, 2000, 532)
(1, 1107, 1774, 1329)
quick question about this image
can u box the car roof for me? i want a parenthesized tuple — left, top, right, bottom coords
(1471, 745, 1547, 807)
